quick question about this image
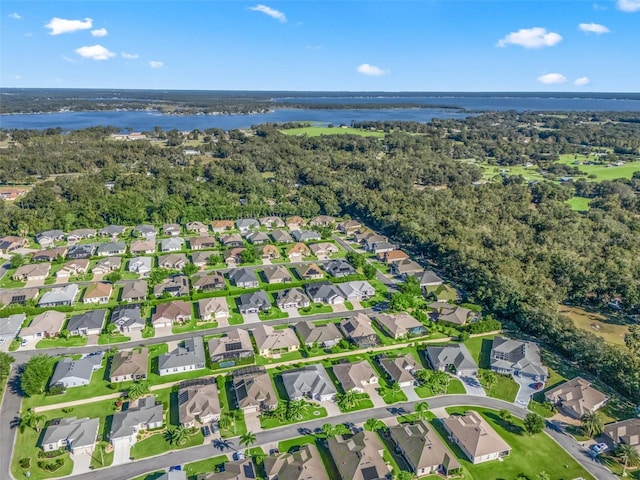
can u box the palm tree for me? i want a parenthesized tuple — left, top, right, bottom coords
(616, 443, 640, 477)
(430, 370, 450, 394)
(321, 423, 335, 438)
(536, 472, 550, 480)
(581, 411, 604, 438)
(19, 409, 46, 433)
(479, 371, 497, 392)
(364, 418, 385, 432)
(165, 426, 189, 446)
(240, 431, 257, 453)
(286, 400, 306, 421)
(394, 471, 415, 480)
(415, 402, 430, 420)
(333, 423, 351, 436)
(499, 409, 512, 423)
(127, 380, 150, 400)
(337, 390, 359, 410)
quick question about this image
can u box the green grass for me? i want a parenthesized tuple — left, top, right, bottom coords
(464, 334, 495, 368)
(260, 403, 327, 429)
(258, 307, 289, 321)
(89, 444, 114, 470)
(255, 349, 304, 366)
(298, 304, 333, 316)
(415, 378, 466, 398)
(280, 126, 385, 137)
(216, 376, 248, 438)
(380, 387, 408, 404)
(98, 333, 131, 345)
(171, 318, 218, 334)
(440, 406, 595, 480)
(35, 336, 88, 349)
(566, 196, 591, 211)
(130, 428, 204, 460)
(11, 426, 74, 480)
(480, 370, 520, 403)
(184, 455, 228, 479)
(277, 435, 317, 453)
(337, 394, 374, 413)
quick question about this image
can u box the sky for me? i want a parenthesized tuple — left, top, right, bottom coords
(1, 1, 639, 92)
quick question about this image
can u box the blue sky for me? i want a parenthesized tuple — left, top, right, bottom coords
(1, 1, 639, 91)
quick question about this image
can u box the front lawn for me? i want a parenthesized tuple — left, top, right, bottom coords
(479, 370, 520, 403)
(130, 428, 204, 460)
(216, 376, 248, 438)
(463, 334, 494, 368)
(380, 386, 408, 404)
(258, 307, 289, 321)
(337, 394, 374, 413)
(278, 435, 317, 453)
(255, 350, 304, 366)
(98, 333, 131, 345)
(415, 378, 466, 398)
(439, 407, 595, 480)
(35, 336, 88, 349)
(298, 304, 333, 316)
(11, 426, 74, 480)
(171, 318, 218, 334)
(184, 455, 229, 478)
(259, 403, 327, 429)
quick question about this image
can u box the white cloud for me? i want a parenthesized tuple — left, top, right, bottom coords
(74, 45, 115, 60)
(249, 5, 286, 22)
(91, 28, 108, 37)
(497, 27, 562, 48)
(9, 12, 21, 20)
(121, 52, 139, 59)
(62, 55, 77, 63)
(574, 76, 590, 86)
(45, 17, 92, 35)
(537, 73, 567, 84)
(618, 0, 640, 11)
(579, 23, 610, 34)
(356, 63, 389, 76)
(149, 60, 164, 68)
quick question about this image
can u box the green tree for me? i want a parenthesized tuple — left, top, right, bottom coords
(364, 418, 385, 432)
(624, 324, 640, 356)
(616, 442, 640, 477)
(285, 399, 305, 421)
(498, 409, 512, 424)
(165, 425, 190, 446)
(148, 268, 170, 286)
(127, 380, 150, 400)
(182, 263, 198, 275)
(581, 411, 604, 438)
(524, 413, 545, 435)
(394, 471, 415, 480)
(399, 275, 421, 297)
(336, 390, 359, 410)
(240, 431, 257, 452)
(321, 423, 334, 438)
(9, 254, 25, 269)
(19, 409, 47, 433)
(104, 271, 122, 284)
(479, 370, 497, 392)
(21, 355, 53, 397)
(333, 423, 351, 436)
(240, 248, 257, 264)
(218, 413, 235, 434)
(415, 402, 430, 420)
(0, 352, 14, 390)
(363, 263, 377, 280)
(346, 251, 366, 269)
(536, 472, 550, 480)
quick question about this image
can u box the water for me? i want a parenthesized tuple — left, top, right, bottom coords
(1, 94, 638, 131)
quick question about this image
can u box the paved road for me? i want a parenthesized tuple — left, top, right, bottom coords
(57, 394, 614, 480)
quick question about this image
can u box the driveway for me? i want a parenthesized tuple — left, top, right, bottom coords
(281, 306, 300, 318)
(460, 375, 487, 396)
(321, 400, 342, 417)
(111, 440, 131, 466)
(513, 375, 538, 408)
(70, 451, 93, 474)
(350, 300, 363, 310)
(331, 304, 348, 313)
(401, 386, 420, 402)
(244, 411, 263, 433)
(363, 384, 386, 408)
(242, 312, 261, 324)
(155, 326, 173, 338)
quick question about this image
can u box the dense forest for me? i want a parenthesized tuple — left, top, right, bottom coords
(1, 111, 640, 401)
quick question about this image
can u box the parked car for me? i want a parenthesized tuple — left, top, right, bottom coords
(20, 339, 28, 347)
(269, 448, 279, 456)
(169, 465, 182, 471)
(590, 443, 608, 455)
(0, 338, 5, 346)
(233, 451, 245, 461)
(529, 382, 544, 390)
(212, 423, 219, 434)
(202, 425, 211, 437)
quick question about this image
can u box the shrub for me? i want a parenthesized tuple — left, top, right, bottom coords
(19, 458, 31, 469)
(38, 458, 64, 472)
(38, 448, 66, 459)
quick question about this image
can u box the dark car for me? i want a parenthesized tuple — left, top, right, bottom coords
(269, 448, 279, 456)
(529, 382, 544, 390)
(202, 425, 211, 437)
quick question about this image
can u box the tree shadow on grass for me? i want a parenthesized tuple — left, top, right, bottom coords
(484, 410, 525, 436)
(478, 338, 492, 369)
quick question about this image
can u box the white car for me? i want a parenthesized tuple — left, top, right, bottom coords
(0, 338, 6, 346)
(590, 443, 608, 455)
(20, 339, 28, 347)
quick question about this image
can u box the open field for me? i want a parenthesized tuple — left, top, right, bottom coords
(558, 154, 640, 180)
(559, 304, 629, 346)
(566, 196, 591, 211)
(279, 126, 385, 137)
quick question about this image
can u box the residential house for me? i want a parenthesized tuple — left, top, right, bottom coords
(544, 377, 609, 419)
(246, 231, 270, 245)
(259, 216, 285, 228)
(196, 459, 256, 480)
(38, 284, 79, 307)
(160, 237, 185, 252)
(92, 256, 122, 275)
(134, 225, 157, 240)
(109, 347, 149, 383)
(128, 256, 152, 275)
(378, 250, 409, 264)
(375, 313, 426, 339)
(41, 417, 100, 455)
(333, 361, 378, 393)
(0, 235, 29, 253)
(429, 302, 473, 326)
(339, 313, 379, 347)
(67, 310, 106, 336)
(490, 336, 548, 381)
(67, 244, 95, 260)
(55, 259, 90, 278)
(186, 221, 209, 235)
(309, 242, 339, 259)
(306, 282, 346, 305)
(282, 364, 337, 401)
(229, 268, 260, 288)
(208, 328, 253, 364)
(264, 444, 330, 480)
(237, 290, 271, 314)
(13, 263, 51, 282)
(603, 418, 640, 454)
(130, 240, 156, 255)
(232, 366, 278, 413)
(50, 353, 104, 388)
(0, 313, 25, 345)
(153, 275, 190, 297)
(337, 219, 362, 235)
(162, 223, 181, 236)
(338, 281, 376, 301)
(191, 251, 218, 268)
(295, 320, 342, 348)
(0, 287, 39, 306)
(32, 247, 67, 262)
(391, 259, 424, 277)
(425, 344, 478, 377)
(158, 337, 206, 376)
(309, 215, 335, 227)
(152, 300, 192, 328)
(285, 216, 306, 230)
(412, 270, 444, 287)
(262, 265, 291, 284)
(379, 353, 420, 387)
(296, 263, 324, 280)
(260, 244, 280, 260)
(270, 230, 294, 244)
(288, 243, 311, 262)
(198, 297, 230, 322)
(443, 411, 511, 464)
(20, 310, 66, 342)
(211, 220, 235, 233)
(277, 288, 311, 309)
(36, 230, 65, 248)
(189, 236, 218, 250)
(109, 396, 163, 447)
(236, 218, 260, 233)
(291, 230, 321, 242)
(178, 379, 221, 427)
(367, 241, 395, 255)
(157, 253, 189, 270)
(324, 260, 356, 278)
(252, 324, 299, 357)
(66, 229, 96, 244)
(96, 242, 126, 257)
(389, 421, 461, 477)
(326, 430, 390, 480)
(82, 282, 113, 304)
(220, 234, 245, 248)
(192, 271, 225, 291)
(110, 303, 145, 333)
(358, 233, 386, 250)
(99, 225, 127, 239)
(224, 247, 245, 267)
(121, 280, 148, 302)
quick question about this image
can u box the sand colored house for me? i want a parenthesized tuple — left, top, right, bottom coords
(264, 443, 330, 480)
(443, 411, 511, 464)
(332, 360, 378, 393)
(208, 328, 254, 364)
(295, 320, 342, 348)
(198, 297, 230, 321)
(339, 313, 379, 348)
(110, 347, 149, 383)
(260, 244, 281, 260)
(13, 263, 51, 281)
(326, 430, 390, 480)
(544, 377, 608, 419)
(211, 220, 234, 233)
(252, 324, 299, 357)
(20, 310, 66, 342)
(232, 366, 278, 413)
(277, 288, 311, 309)
(604, 418, 640, 454)
(374, 312, 426, 339)
(288, 242, 311, 262)
(55, 259, 90, 278)
(178, 378, 221, 427)
(152, 300, 192, 327)
(379, 353, 421, 388)
(82, 282, 113, 304)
